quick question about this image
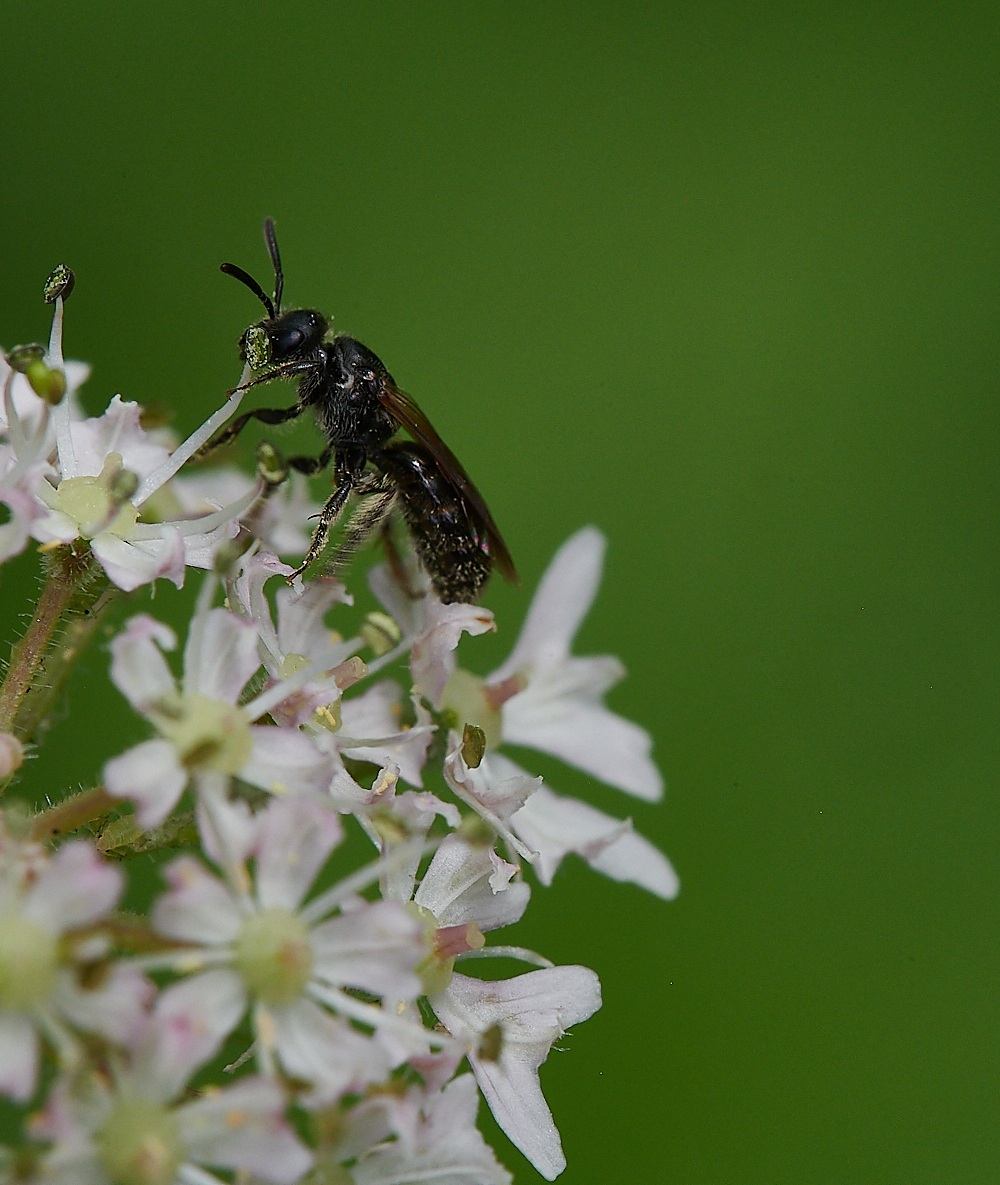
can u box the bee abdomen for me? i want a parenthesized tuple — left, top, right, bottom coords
(378, 442, 492, 604)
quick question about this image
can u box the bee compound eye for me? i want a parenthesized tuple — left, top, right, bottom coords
(242, 325, 272, 370)
(271, 326, 306, 357)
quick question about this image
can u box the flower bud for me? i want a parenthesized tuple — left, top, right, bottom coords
(361, 610, 402, 656)
(0, 733, 24, 778)
(255, 440, 288, 486)
(461, 723, 486, 769)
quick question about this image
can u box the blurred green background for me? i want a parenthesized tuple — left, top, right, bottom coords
(2, 2, 998, 1181)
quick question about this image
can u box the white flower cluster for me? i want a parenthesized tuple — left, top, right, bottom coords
(0, 290, 677, 1184)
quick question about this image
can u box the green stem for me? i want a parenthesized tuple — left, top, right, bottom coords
(29, 785, 118, 843)
(0, 547, 116, 770)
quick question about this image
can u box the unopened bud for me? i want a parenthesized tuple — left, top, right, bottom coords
(0, 733, 25, 778)
(361, 611, 402, 656)
(242, 325, 271, 370)
(255, 440, 288, 486)
(43, 264, 75, 304)
(213, 533, 254, 575)
(461, 723, 486, 769)
(477, 1023, 504, 1062)
(108, 468, 139, 503)
(331, 655, 368, 690)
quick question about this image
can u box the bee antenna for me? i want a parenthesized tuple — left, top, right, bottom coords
(220, 263, 275, 320)
(263, 217, 284, 316)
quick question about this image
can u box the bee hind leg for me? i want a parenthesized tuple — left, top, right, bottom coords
(287, 477, 355, 582)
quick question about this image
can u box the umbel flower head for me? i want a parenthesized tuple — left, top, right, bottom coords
(0, 259, 678, 1185)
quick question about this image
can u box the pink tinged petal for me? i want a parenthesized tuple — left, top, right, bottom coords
(0, 1012, 39, 1101)
(233, 550, 291, 662)
(310, 900, 424, 999)
(176, 518, 241, 571)
(195, 788, 258, 869)
(254, 796, 342, 912)
(432, 967, 601, 1182)
(53, 965, 155, 1044)
(502, 696, 663, 801)
(104, 739, 188, 829)
(407, 1050, 465, 1095)
(444, 747, 540, 822)
(183, 607, 260, 703)
(341, 684, 435, 789)
(68, 396, 170, 481)
(414, 836, 530, 932)
(368, 557, 429, 640)
(141, 970, 247, 1100)
(154, 856, 244, 945)
(270, 997, 393, 1103)
(275, 575, 352, 660)
(109, 613, 177, 712)
(241, 727, 335, 799)
(488, 526, 605, 683)
(353, 1073, 512, 1185)
(22, 841, 122, 931)
(177, 1075, 313, 1185)
(508, 778, 679, 899)
(92, 525, 187, 591)
(410, 600, 496, 709)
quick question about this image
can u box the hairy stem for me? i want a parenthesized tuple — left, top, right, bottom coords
(30, 785, 118, 843)
(0, 547, 116, 770)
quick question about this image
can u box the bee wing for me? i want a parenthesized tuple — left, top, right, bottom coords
(378, 380, 519, 584)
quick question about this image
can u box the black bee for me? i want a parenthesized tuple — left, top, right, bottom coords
(195, 219, 517, 602)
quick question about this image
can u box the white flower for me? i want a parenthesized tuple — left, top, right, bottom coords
(351, 1074, 512, 1185)
(104, 603, 335, 828)
(147, 795, 434, 1104)
(0, 836, 151, 1102)
(30, 976, 312, 1185)
(368, 558, 496, 709)
(172, 467, 321, 557)
(431, 965, 602, 1181)
(440, 527, 679, 899)
(29, 395, 261, 591)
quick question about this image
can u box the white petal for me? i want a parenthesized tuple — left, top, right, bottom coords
(253, 796, 342, 912)
(233, 550, 291, 663)
(177, 1075, 313, 1184)
(415, 836, 530, 932)
(310, 900, 424, 999)
(368, 557, 429, 639)
(54, 964, 154, 1044)
(410, 600, 496, 708)
(0, 1012, 38, 1101)
(488, 526, 605, 682)
(109, 613, 177, 712)
(503, 695, 663, 801)
(23, 841, 122, 931)
(353, 1074, 512, 1185)
(270, 997, 393, 1103)
(92, 526, 187, 591)
(275, 575, 352, 660)
(432, 967, 601, 1182)
(241, 726, 335, 798)
(104, 739, 188, 829)
(153, 856, 244, 945)
(138, 970, 247, 1100)
(183, 607, 260, 703)
(506, 774, 679, 899)
(341, 683, 435, 788)
(67, 396, 170, 481)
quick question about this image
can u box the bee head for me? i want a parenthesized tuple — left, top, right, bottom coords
(240, 309, 328, 370)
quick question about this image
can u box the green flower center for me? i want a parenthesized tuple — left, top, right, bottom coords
(153, 692, 253, 774)
(234, 907, 313, 1005)
(440, 669, 503, 751)
(96, 1100, 184, 1185)
(0, 912, 58, 1011)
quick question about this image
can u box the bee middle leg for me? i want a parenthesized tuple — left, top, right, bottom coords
(325, 474, 397, 579)
(288, 475, 356, 581)
(287, 446, 333, 476)
(191, 403, 305, 463)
